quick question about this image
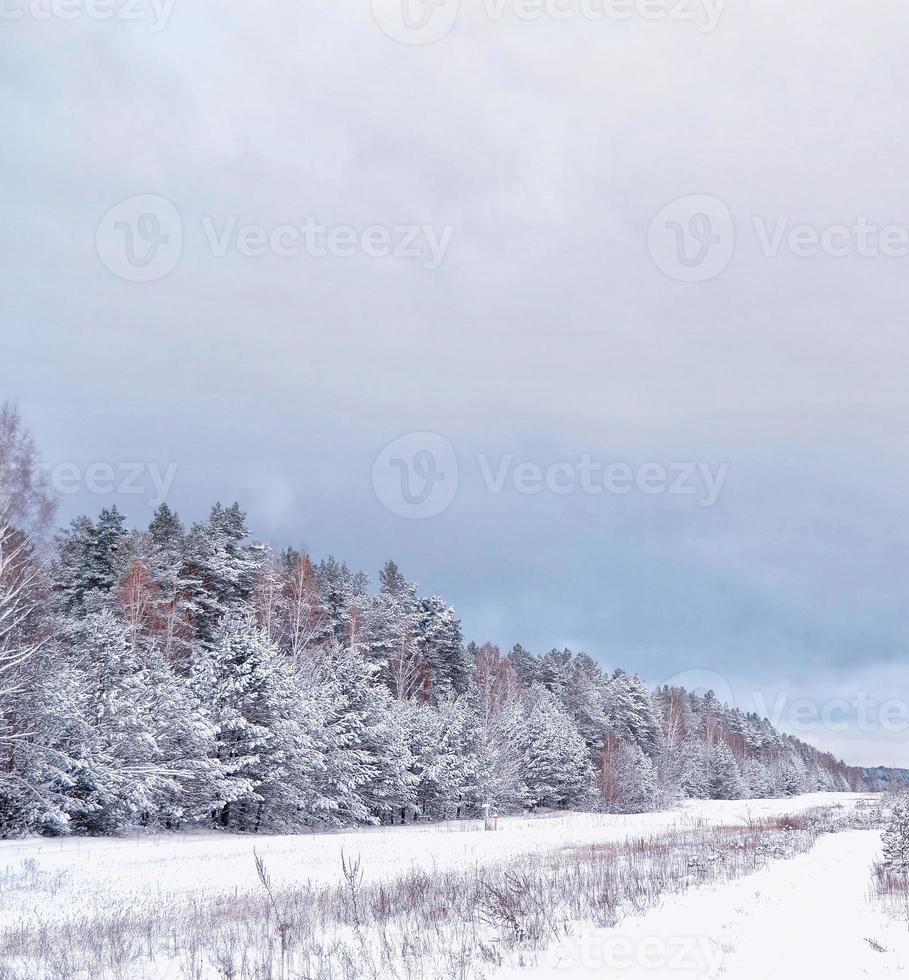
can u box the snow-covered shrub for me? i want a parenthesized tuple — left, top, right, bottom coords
(882, 795, 909, 872)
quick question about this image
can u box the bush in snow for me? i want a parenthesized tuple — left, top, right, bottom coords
(882, 795, 909, 872)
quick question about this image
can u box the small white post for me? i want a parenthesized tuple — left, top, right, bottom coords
(483, 802, 494, 831)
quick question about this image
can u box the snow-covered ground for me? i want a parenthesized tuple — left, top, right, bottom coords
(0, 792, 871, 926)
(499, 828, 909, 978)
(1, 793, 904, 979)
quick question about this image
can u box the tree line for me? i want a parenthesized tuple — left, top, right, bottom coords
(0, 404, 903, 837)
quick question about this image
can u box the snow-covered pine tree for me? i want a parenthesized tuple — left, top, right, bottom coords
(742, 757, 776, 798)
(138, 505, 196, 664)
(184, 504, 264, 646)
(678, 735, 709, 798)
(415, 595, 470, 699)
(520, 685, 593, 809)
(319, 640, 416, 824)
(55, 609, 139, 833)
(148, 503, 185, 557)
(52, 507, 128, 615)
(52, 609, 219, 834)
(882, 795, 909, 872)
(51, 516, 95, 614)
(516, 648, 574, 699)
(773, 744, 809, 797)
(401, 696, 478, 820)
(193, 613, 334, 832)
(561, 653, 611, 751)
(511, 648, 610, 753)
(134, 645, 223, 829)
(706, 742, 746, 800)
(0, 650, 88, 836)
(363, 561, 426, 699)
(603, 669, 662, 758)
(316, 556, 359, 645)
(300, 643, 376, 826)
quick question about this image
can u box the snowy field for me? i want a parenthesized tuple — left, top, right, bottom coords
(0, 792, 872, 916)
(499, 826, 909, 979)
(1, 793, 906, 979)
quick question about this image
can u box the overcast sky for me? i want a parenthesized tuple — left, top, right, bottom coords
(2, 0, 908, 766)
